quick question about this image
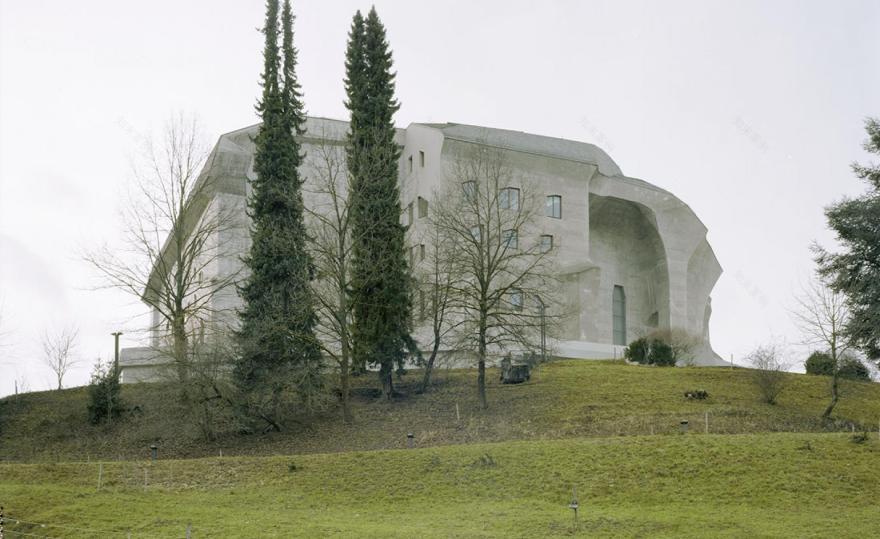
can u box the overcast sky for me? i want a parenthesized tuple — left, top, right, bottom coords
(0, 0, 877, 396)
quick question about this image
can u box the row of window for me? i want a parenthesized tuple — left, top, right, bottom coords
(415, 284, 627, 345)
(410, 231, 553, 266)
(462, 184, 563, 219)
(468, 227, 554, 253)
(407, 150, 426, 173)
(406, 188, 562, 227)
(405, 196, 429, 226)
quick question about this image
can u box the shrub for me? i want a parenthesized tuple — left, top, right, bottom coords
(624, 334, 679, 367)
(805, 351, 833, 375)
(804, 351, 871, 381)
(684, 389, 709, 400)
(747, 343, 789, 405)
(87, 360, 123, 425)
(650, 340, 676, 366)
(624, 337, 650, 364)
(840, 357, 871, 381)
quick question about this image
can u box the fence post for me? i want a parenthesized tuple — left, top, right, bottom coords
(186, 523, 192, 538)
(1, 504, 5, 539)
(705, 412, 709, 434)
(98, 462, 103, 491)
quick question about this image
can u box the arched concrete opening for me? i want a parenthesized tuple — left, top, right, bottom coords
(583, 195, 669, 344)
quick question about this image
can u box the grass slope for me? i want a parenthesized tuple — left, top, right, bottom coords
(1, 433, 878, 537)
(1, 360, 879, 461)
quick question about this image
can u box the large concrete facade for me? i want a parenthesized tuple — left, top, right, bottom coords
(119, 117, 724, 380)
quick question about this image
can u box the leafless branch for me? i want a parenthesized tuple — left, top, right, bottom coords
(41, 325, 79, 390)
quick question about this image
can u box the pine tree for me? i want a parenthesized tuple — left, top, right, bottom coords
(816, 117, 880, 365)
(346, 7, 412, 399)
(235, 0, 324, 428)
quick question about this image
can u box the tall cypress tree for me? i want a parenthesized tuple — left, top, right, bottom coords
(235, 0, 324, 426)
(346, 7, 412, 399)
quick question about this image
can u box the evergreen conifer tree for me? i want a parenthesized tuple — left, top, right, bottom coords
(346, 8, 412, 399)
(235, 0, 324, 427)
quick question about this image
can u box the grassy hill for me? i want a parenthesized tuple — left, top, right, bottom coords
(2, 360, 880, 537)
(1, 360, 878, 461)
(1, 433, 878, 537)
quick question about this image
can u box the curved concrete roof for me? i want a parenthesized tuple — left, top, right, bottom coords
(418, 122, 623, 177)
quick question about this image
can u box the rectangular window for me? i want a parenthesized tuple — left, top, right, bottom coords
(420, 244, 426, 261)
(407, 202, 414, 225)
(419, 150, 425, 167)
(540, 234, 553, 253)
(462, 181, 476, 201)
(418, 197, 428, 218)
(509, 288, 523, 312)
(408, 155, 413, 173)
(502, 229, 518, 249)
(470, 225, 482, 242)
(499, 187, 520, 210)
(612, 285, 626, 345)
(545, 195, 562, 219)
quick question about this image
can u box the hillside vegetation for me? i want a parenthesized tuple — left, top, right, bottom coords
(1, 433, 878, 537)
(1, 360, 878, 461)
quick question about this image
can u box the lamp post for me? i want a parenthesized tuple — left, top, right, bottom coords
(536, 296, 546, 362)
(111, 331, 123, 374)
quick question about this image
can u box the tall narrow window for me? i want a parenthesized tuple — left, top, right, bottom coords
(502, 229, 518, 249)
(612, 285, 626, 345)
(408, 155, 413, 173)
(418, 197, 428, 218)
(462, 181, 477, 201)
(419, 150, 425, 167)
(545, 195, 562, 219)
(407, 202, 414, 225)
(539, 234, 553, 253)
(499, 187, 520, 210)
(509, 288, 523, 312)
(419, 244, 426, 261)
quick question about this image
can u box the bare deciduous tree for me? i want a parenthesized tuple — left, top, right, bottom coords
(791, 276, 851, 418)
(412, 212, 458, 393)
(41, 325, 79, 390)
(84, 114, 241, 388)
(747, 342, 789, 405)
(432, 145, 561, 409)
(304, 135, 356, 423)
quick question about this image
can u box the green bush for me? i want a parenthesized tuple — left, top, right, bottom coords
(650, 341, 676, 366)
(805, 351, 834, 375)
(805, 351, 871, 381)
(841, 358, 871, 381)
(87, 361, 123, 425)
(624, 337, 650, 364)
(624, 336, 677, 367)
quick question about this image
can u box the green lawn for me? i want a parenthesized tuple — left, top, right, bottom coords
(1, 433, 878, 537)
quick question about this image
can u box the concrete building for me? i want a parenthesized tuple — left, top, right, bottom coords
(119, 117, 723, 381)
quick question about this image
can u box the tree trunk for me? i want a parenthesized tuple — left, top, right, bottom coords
(477, 331, 487, 409)
(380, 361, 394, 401)
(822, 369, 840, 419)
(420, 339, 441, 393)
(822, 346, 841, 419)
(340, 339, 353, 424)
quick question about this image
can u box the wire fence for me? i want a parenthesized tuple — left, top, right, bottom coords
(0, 507, 193, 539)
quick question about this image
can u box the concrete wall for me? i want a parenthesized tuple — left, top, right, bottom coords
(125, 117, 724, 382)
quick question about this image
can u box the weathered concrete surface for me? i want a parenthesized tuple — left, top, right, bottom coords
(121, 118, 724, 382)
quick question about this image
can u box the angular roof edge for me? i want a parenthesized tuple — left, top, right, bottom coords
(416, 122, 623, 177)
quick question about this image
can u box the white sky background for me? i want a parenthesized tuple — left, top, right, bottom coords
(0, 0, 878, 396)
